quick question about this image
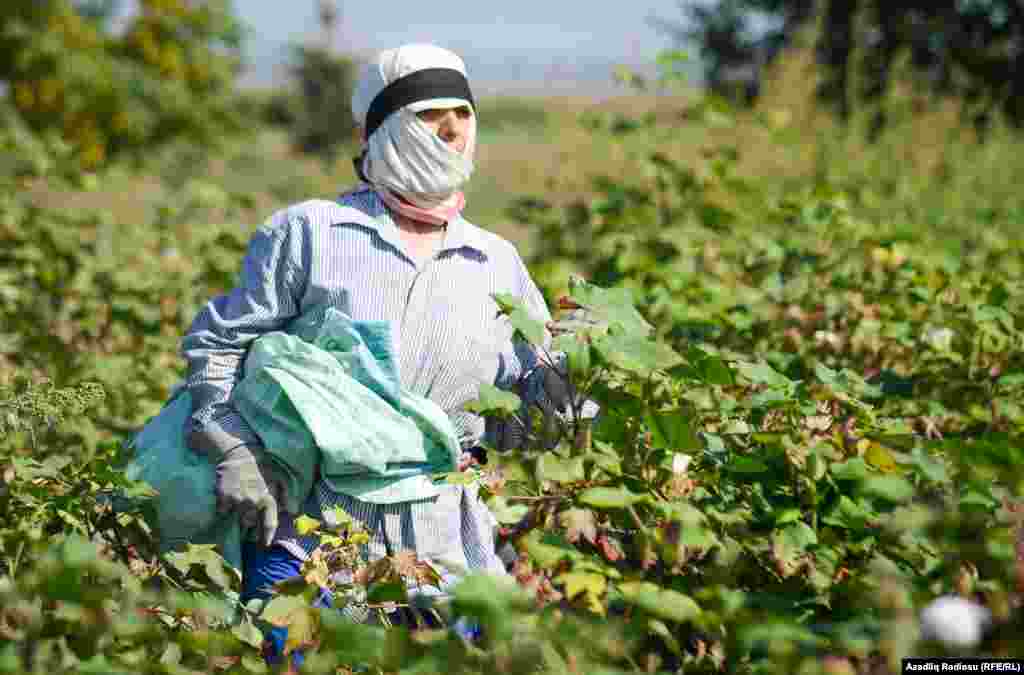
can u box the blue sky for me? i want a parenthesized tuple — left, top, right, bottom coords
(227, 0, 691, 93)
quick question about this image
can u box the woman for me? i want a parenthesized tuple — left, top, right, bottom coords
(181, 43, 563, 662)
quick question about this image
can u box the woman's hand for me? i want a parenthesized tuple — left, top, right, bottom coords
(214, 446, 279, 546)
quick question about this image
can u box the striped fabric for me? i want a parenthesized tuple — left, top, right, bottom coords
(181, 186, 555, 562)
(301, 481, 507, 574)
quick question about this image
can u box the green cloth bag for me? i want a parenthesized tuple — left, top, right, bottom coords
(125, 388, 245, 568)
(127, 308, 461, 571)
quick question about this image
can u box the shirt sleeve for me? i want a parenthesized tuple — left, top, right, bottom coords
(492, 246, 553, 390)
(180, 210, 308, 460)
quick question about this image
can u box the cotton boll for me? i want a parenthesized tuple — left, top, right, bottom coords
(919, 595, 992, 649)
(922, 327, 955, 352)
(672, 453, 692, 474)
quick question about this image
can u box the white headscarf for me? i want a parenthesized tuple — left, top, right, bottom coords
(350, 44, 477, 210)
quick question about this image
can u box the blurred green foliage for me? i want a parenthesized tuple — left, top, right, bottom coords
(0, 0, 247, 171)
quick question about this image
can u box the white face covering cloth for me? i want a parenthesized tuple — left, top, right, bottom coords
(360, 107, 477, 210)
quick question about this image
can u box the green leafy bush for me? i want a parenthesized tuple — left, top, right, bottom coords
(0, 0, 248, 171)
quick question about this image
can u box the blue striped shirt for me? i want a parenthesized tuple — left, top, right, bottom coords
(180, 186, 554, 556)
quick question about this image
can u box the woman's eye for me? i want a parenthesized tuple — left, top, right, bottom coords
(416, 107, 472, 122)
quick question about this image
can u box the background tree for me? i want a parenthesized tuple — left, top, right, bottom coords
(651, 0, 780, 104)
(265, 1, 357, 161)
(0, 0, 247, 170)
(658, 0, 1024, 132)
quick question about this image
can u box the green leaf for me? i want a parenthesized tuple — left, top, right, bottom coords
(158, 643, 182, 665)
(241, 655, 269, 673)
(618, 581, 701, 623)
(283, 606, 320, 654)
(831, 458, 870, 482)
(725, 456, 769, 473)
(231, 618, 265, 648)
(463, 383, 522, 417)
(988, 283, 1010, 307)
(553, 333, 592, 381)
(881, 505, 935, 535)
(773, 521, 817, 563)
(959, 490, 998, 510)
(701, 355, 735, 386)
(861, 475, 913, 502)
(864, 442, 900, 473)
(366, 579, 407, 605)
(261, 595, 306, 627)
(491, 292, 523, 314)
(583, 447, 623, 476)
(815, 362, 882, 399)
(578, 486, 647, 509)
(823, 496, 874, 531)
(735, 361, 794, 388)
(647, 619, 683, 657)
(537, 453, 585, 484)
(486, 495, 530, 525)
(680, 525, 720, 550)
(523, 531, 582, 569)
(439, 470, 478, 485)
(566, 276, 653, 335)
(12, 456, 69, 480)
(739, 622, 821, 651)
(998, 373, 1024, 388)
(749, 389, 790, 408)
(688, 347, 735, 386)
(702, 432, 728, 462)
(644, 407, 703, 452)
(492, 292, 547, 345)
(324, 505, 353, 528)
(908, 446, 947, 483)
(294, 514, 321, 536)
(774, 508, 802, 526)
(593, 333, 683, 375)
(164, 543, 238, 591)
(556, 571, 607, 601)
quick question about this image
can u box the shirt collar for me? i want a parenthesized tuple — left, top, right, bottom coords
(352, 187, 489, 259)
(441, 213, 489, 257)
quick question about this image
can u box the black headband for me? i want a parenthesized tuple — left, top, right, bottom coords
(363, 67, 475, 140)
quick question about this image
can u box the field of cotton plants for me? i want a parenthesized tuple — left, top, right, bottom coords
(1, 8, 1023, 671)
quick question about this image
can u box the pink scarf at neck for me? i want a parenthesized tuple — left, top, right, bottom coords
(377, 188, 466, 227)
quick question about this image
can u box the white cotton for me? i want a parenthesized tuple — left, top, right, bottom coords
(361, 107, 476, 209)
(672, 453, 692, 474)
(919, 595, 991, 649)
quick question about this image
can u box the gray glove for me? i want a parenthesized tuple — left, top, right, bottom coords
(492, 363, 572, 452)
(214, 445, 279, 547)
(495, 315, 602, 452)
